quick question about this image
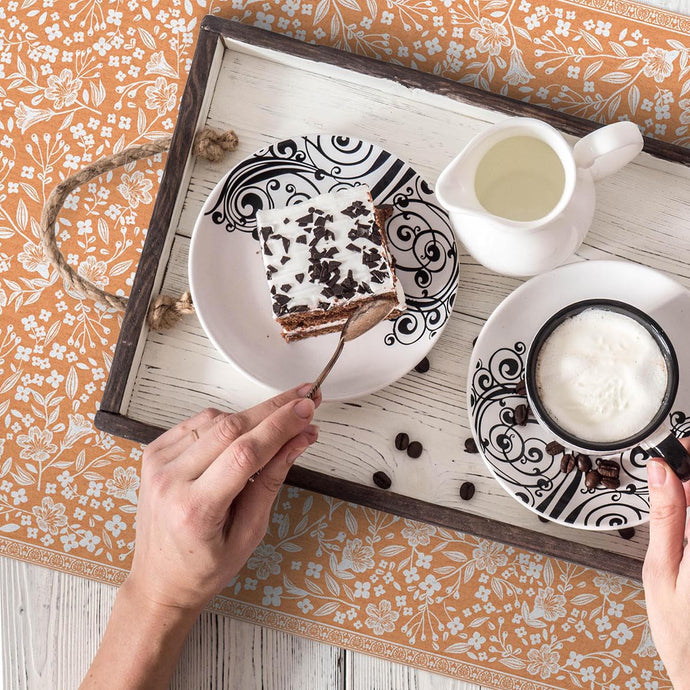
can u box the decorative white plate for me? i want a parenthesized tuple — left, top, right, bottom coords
(468, 260, 690, 530)
(189, 134, 459, 400)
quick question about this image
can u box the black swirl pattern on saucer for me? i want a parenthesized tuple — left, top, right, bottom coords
(469, 342, 655, 529)
(204, 135, 458, 346)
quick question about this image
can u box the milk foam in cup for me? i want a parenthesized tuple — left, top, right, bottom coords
(525, 299, 690, 483)
(535, 308, 668, 445)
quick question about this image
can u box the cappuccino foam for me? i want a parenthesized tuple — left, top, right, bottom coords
(535, 308, 668, 444)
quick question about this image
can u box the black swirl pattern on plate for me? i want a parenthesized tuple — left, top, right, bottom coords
(469, 342, 652, 528)
(204, 135, 458, 346)
(382, 176, 458, 345)
(207, 136, 392, 236)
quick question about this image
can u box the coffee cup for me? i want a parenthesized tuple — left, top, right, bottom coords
(524, 299, 690, 482)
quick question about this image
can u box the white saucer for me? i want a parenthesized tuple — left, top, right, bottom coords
(189, 134, 459, 400)
(467, 260, 690, 530)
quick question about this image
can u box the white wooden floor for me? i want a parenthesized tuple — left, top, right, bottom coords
(0, 557, 479, 689)
(2, 0, 688, 687)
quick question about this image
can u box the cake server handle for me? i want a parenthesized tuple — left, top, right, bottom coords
(304, 296, 396, 400)
(305, 335, 346, 400)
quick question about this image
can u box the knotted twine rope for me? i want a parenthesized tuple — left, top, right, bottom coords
(40, 127, 239, 330)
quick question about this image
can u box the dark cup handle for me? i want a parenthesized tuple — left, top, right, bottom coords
(648, 434, 690, 482)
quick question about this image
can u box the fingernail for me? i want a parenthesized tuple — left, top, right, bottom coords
(294, 398, 315, 419)
(304, 424, 320, 442)
(647, 460, 667, 488)
(297, 383, 312, 397)
(287, 445, 308, 466)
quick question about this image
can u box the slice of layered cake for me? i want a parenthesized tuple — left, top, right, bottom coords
(256, 185, 406, 342)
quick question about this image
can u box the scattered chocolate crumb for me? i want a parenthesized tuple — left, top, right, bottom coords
(373, 471, 392, 490)
(618, 527, 635, 540)
(459, 481, 476, 501)
(585, 469, 602, 490)
(415, 357, 430, 373)
(560, 454, 576, 474)
(407, 441, 423, 459)
(515, 404, 528, 426)
(538, 515, 549, 523)
(464, 437, 478, 454)
(472, 336, 478, 347)
(546, 441, 565, 455)
(576, 454, 592, 473)
(395, 432, 410, 451)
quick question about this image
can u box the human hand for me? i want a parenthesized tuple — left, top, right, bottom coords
(125, 383, 321, 616)
(642, 438, 690, 690)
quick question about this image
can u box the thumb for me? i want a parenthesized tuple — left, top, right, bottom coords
(643, 459, 687, 589)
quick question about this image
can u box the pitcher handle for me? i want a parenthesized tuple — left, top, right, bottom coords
(572, 121, 643, 181)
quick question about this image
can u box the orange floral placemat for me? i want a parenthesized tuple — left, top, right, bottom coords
(1, 0, 688, 686)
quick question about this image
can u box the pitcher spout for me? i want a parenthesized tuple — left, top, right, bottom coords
(432, 116, 642, 278)
(435, 146, 484, 216)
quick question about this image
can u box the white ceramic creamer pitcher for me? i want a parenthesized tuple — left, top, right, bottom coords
(435, 117, 643, 277)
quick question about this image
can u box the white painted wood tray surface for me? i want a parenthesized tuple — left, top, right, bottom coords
(98, 21, 690, 579)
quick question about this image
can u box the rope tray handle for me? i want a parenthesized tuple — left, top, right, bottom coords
(40, 127, 238, 330)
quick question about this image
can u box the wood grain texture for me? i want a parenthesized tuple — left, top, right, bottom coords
(204, 18, 689, 165)
(99, 24, 223, 414)
(0, 556, 480, 690)
(171, 609, 344, 690)
(0, 556, 115, 689)
(93, 23, 690, 578)
(345, 653, 481, 690)
(634, 0, 689, 12)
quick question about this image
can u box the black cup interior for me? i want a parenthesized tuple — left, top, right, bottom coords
(525, 299, 679, 453)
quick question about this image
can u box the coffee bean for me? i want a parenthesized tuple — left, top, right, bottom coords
(459, 481, 475, 500)
(515, 378, 527, 396)
(395, 432, 410, 451)
(601, 476, 621, 490)
(560, 454, 576, 474)
(373, 471, 392, 490)
(597, 458, 620, 479)
(415, 357, 430, 373)
(576, 454, 592, 473)
(585, 469, 602, 490)
(514, 404, 528, 426)
(538, 515, 549, 523)
(407, 441, 423, 459)
(546, 441, 565, 455)
(464, 437, 478, 454)
(618, 527, 635, 540)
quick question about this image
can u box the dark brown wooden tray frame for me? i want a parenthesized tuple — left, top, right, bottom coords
(95, 16, 690, 582)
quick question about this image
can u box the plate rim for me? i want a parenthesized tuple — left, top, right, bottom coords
(188, 133, 460, 400)
(467, 258, 690, 531)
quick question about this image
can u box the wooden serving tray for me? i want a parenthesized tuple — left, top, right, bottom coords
(95, 16, 690, 581)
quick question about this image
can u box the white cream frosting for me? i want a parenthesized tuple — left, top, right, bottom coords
(256, 186, 404, 324)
